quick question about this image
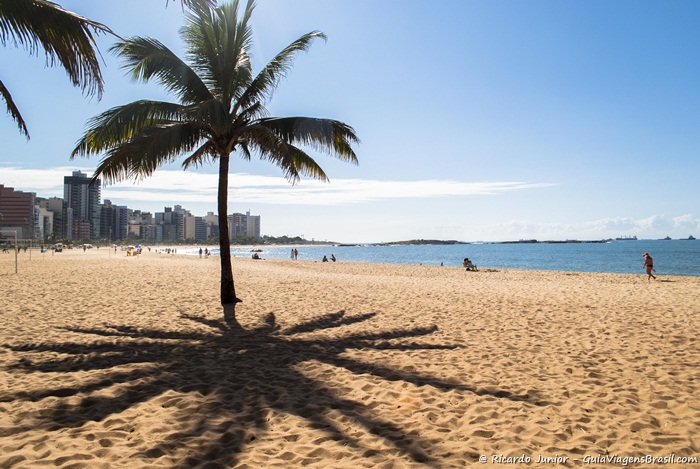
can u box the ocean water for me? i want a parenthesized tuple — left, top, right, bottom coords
(191, 239, 700, 277)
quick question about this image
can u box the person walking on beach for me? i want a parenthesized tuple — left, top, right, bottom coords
(643, 252, 656, 281)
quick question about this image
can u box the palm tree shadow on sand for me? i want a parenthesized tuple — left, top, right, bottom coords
(3, 311, 538, 467)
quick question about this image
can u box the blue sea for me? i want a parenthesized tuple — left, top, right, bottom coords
(192, 239, 700, 277)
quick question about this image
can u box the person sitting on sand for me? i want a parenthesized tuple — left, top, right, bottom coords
(331, 254, 336, 262)
(322, 255, 328, 262)
(252, 252, 260, 260)
(463, 258, 477, 271)
(643, 252, 656, 281)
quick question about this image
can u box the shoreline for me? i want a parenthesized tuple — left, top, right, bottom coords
(14, 244, 700, 278)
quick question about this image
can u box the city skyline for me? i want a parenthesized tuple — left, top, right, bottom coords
(2, 1, 699, 243)
(3, 167, 696, 243)
(1, 169, 262, 242)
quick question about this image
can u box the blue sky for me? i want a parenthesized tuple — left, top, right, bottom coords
(2, 0, 699, 243)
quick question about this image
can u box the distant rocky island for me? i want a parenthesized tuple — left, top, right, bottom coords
(335, 237, 694, 247)
(497, 239, 612, 244)
(365, 239, 614, 246)
(374, 239, 468, 246)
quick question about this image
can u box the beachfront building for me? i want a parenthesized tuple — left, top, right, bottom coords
(183, 215, 208, 242)
(153, 206, 186, 241)
(227, 211, 261, 241)
(38, 197, 65, 240)
(35, 206, 53, 240)
(142, 224, 163, 242)
(128, 210, 152, 240)
(203, 212, 218, 225)
(184, 215, 196, 241)
(99, 200, 129, 240)
(63, 171, 101, 240)
(203, 211, 219, 239)
(195, 218, 208, 241)
(0, 184, 36, 239)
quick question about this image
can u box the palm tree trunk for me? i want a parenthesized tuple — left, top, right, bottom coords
(217, 155, 239, 319)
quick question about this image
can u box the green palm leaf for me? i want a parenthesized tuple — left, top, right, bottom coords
(111, 37, 213, 104)
(0, 79, 29, 137)
(259, 117, 359, 163)
(94, 123, 207, 183)
(182, 0, 254, 108)
(239, 30, 326, 113)
(0, 0, 114, 136)
(0, 0, 113, 97)
(73, 100, 188, 156)
(1, 0, 210, 137)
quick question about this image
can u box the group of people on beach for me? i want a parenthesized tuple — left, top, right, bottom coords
(457, 253, 658, 281)
(322, 254, 336, 262)
(2, 246, 29, 253)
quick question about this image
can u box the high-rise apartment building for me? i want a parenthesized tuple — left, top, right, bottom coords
(245, 211, 261, 239)
(183, 216, 208, 242)
(39, 197, 65, 239)
(63, 171, 101, 240)
(100, 200, 129, 240)
(227, 211, 261, 241)
(0, 184, 36, 239)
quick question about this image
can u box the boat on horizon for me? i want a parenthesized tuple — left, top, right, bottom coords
(659, 236, 672, 240)
(615, 235, 638, 241)
(681, 235, 696, 240)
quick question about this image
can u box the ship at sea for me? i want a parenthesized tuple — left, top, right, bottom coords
(615, 235, 638, 241)
(682, 235, 696, 240)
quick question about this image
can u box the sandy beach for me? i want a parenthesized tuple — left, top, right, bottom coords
(1, 248, 698, 468)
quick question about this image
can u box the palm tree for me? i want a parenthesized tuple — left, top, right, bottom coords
(71, 0, 359, 327)
(0, 0, 216, 138)
(0, 0, 114, 137)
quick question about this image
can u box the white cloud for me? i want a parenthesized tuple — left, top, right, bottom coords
(467, 215, 700, 241)
(1, 166, 554, 206)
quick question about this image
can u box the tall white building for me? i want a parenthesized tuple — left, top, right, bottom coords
(245, 211, 261, 238)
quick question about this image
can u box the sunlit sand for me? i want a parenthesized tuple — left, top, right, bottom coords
(1, 249, 698, 467)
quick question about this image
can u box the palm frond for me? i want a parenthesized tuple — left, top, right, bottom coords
(183, 98, 230, 135)
(72, 100, 187, 158)
(0, 79, 29, 138)
(182, 141, 217, 169)
(240, 123, 328, 184)
(93, 123, 206, 184)
(182, 0, 254, 107)
(238, 142, 252, 161)
(0, 0, 114, 98)
(110, 37, 212, 104)
(258, 117, 359, 164)
(237, 30, 326, 112)
(227, 100, 268, 143)
(272, 144, 329, 184)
